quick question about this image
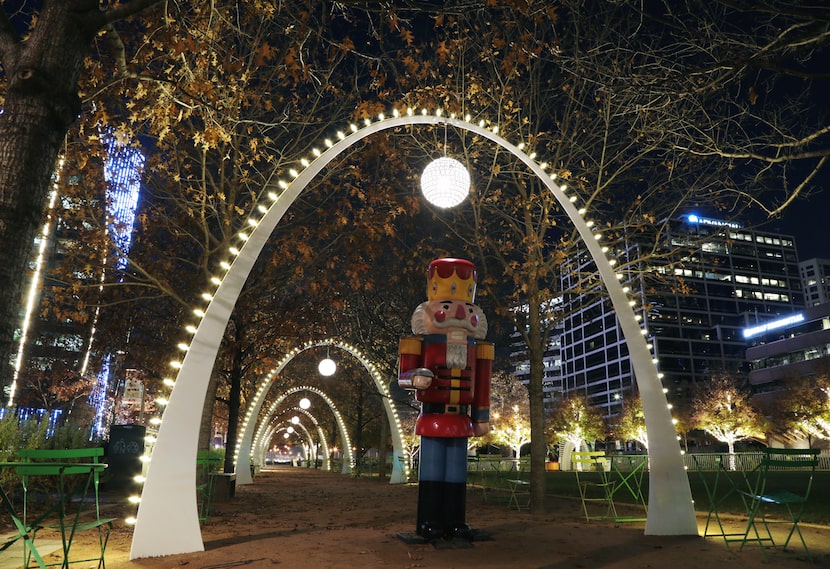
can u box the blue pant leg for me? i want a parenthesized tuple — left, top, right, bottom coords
(419, 437, 446, 482)
(417, 437, 447, 537)
(445, 437, 469, 484)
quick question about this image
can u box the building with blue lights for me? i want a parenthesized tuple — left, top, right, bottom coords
(10, 135, 143, 437)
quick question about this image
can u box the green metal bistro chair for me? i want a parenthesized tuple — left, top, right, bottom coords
(473, 456, 509, 505)
(505, 458, 531, 511)
(691, 454, 748, 546)
(196, 450, 223, 522)
(17, 448, 115, 569)
(738, 448, 819, 561)
(572, 451, 617, 522)
(608, 454, 648, 522)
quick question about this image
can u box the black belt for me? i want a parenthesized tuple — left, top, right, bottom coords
(422, 403, 469, 415)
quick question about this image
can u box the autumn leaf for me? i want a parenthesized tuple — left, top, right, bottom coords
(254, 43, 273, 66)
(436, 41, 450, 66)
(339, 36, 355, 53)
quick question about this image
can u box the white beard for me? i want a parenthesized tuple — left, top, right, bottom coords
(446, 343, 468, 368)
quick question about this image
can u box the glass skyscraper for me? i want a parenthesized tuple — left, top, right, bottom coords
(513, 213, 803, 419)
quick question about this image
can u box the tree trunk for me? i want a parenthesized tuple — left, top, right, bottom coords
(0, 1, 161, 389)
(223, 344, 243, 474)
(527, 285, 547, 514)
(0, 4, 91, 387)
(199, 372, 220, 452)
(378, 410, 389, 480)
(727, 441, 736, 471)
(353, 388, 365, 476)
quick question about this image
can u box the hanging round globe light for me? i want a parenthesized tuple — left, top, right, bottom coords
(299, 397, 311, 410)
(420, 157, 470, 208)
(318, 357, 336, 377)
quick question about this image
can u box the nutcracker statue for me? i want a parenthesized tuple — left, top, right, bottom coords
(398, 258, 493, 540)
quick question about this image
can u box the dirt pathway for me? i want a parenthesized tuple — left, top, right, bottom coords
(33, 467, 830, 568)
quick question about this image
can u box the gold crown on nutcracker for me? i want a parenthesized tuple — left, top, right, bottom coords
(427, 258, 477, 303)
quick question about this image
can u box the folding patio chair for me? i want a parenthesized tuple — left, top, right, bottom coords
(572, 451, 617, 522)
(738, 448, 819, 561)
(691, 454, 747, 546)
(506, 458, 530, 511)
(196, 450, 223, 522)
(16, 448, 115, 569)
(608, 454, 648, 522)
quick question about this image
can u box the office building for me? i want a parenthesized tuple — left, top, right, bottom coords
(556, 214, 803, 417)
(9, 135, 143, 437)
(557, 239, 647, 418)
(745, 301, 830, 390)
(800, 258, 830, 307)
(509, 299, 565, 412)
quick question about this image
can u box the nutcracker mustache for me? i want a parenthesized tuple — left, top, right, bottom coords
(410, 302, 489, 339)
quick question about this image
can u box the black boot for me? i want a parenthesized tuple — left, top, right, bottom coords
(443, 482, 473, 540)
(416, 480, 445, 539)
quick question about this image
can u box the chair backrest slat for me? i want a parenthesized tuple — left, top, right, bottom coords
(761, 448, 819, 470)
(18, 448, 104, 461)
(572, 451, 605, 461)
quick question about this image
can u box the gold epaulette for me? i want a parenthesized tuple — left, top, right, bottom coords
(477, 341, 495, 360)
(399, 336, 423, 355)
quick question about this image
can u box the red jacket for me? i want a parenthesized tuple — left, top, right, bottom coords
(399, 334, 493, 438)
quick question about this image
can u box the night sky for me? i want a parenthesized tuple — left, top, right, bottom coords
(776, 193, 830, 261)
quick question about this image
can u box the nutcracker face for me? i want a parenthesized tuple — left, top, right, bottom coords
(413, 299, 488, 340)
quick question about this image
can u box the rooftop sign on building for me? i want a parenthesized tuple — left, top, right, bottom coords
(686, 213, 743, 230)
(742, 313, 806, 339)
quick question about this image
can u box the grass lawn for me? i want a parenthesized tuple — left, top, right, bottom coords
(467, 470, 830, 525)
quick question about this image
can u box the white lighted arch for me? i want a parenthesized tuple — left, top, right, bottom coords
(131, 108, 695, 560)
(234, 339, 407, 486)
(258, 408, 330, 471)
(270, 421, 315, 461)
(248, 385, 353, 477)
